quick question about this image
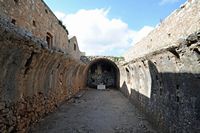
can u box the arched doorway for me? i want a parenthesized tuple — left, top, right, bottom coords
(86, 58, 120, 89)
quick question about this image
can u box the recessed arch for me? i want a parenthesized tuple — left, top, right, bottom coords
(84, 58, 120, 89)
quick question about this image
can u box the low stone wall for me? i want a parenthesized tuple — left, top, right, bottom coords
(0, 18, 86, 132)
(120, 31, 200, 132)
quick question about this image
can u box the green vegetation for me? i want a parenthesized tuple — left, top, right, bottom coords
(113, 56, 125, 62)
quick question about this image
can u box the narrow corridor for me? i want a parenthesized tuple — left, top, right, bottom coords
(30, 89, 156, 133)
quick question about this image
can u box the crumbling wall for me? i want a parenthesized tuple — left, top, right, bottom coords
(0, 0, 69, 52)
(0, 18, 86, 132)
(120, 31, 200, 132)
(124, 0, 200, 61)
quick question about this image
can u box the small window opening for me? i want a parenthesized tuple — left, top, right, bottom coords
(33, 20, 36, 27)
(45, 9, 48, 14)
(14, 0, 19, 4)
(46, 32, 53, 49)
(11, 19, 16, 25)
(74, 43, 76, 51)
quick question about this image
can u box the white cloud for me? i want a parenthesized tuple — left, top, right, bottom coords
(159, 0, 179, 5)
(55, 12, 66, 20)
(55, 9, 153, 56)
(133, 26, 154, 44)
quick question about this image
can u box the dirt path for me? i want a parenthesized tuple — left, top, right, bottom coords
(30, 89, 156, 133)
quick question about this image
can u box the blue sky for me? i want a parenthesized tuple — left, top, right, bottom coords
(43, 0, 186, 56)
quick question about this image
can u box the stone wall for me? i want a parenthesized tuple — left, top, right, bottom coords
(124, 0, 200, 61)
(0, 0, 69, 53)
(120, 31, 200, 132)
(121, 1, 200, 132)
(68, 36, 83, 60)
(0, 18, 86, 132)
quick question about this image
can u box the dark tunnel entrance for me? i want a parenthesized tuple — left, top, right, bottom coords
(87, 59, 120, 89)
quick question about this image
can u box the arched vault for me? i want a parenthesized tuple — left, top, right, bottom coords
(84, 58, 120, 89)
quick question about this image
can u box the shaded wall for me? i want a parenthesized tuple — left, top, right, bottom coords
(0, 18, 86, 132)
(120, 31, 200, 133)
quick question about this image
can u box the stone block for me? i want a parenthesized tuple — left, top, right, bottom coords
(97, 85, 106, 90)
(0, 102, 5, 110)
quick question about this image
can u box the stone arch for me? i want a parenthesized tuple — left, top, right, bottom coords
(84, 58, 120, 89)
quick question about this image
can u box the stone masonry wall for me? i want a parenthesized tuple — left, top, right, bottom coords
(0, 18, 86, 132)
(68, 36, 82, 60)
(124, 0, 200, 61)
(120, 31, 200, 133)
(0, 0, 69, 53)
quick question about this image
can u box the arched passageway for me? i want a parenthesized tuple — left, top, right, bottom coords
(86, 58, 120, 89)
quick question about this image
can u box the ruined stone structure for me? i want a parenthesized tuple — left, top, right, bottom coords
(68, 36, 84, 60)
(0, 0, 85, 132)
(0, 17, 86, 132)
(0, 0, 199, 133)
(120, 0, 200, 132)
(0, 0, 82, 56)
(120, 33, 200, 132)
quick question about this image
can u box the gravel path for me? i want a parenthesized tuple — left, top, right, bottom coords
(30, 89, 157, 133)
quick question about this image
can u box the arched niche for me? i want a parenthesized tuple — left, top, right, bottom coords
(85, 58, 120, 89)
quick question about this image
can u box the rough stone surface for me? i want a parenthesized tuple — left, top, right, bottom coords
(0, 0, 83, 59)
(0, 0, 200, 133)
(30, 89, 156, 133)
(120, 31, 200, 133)
(0, 18, 86, 132)
(68, 36, 84, 60)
